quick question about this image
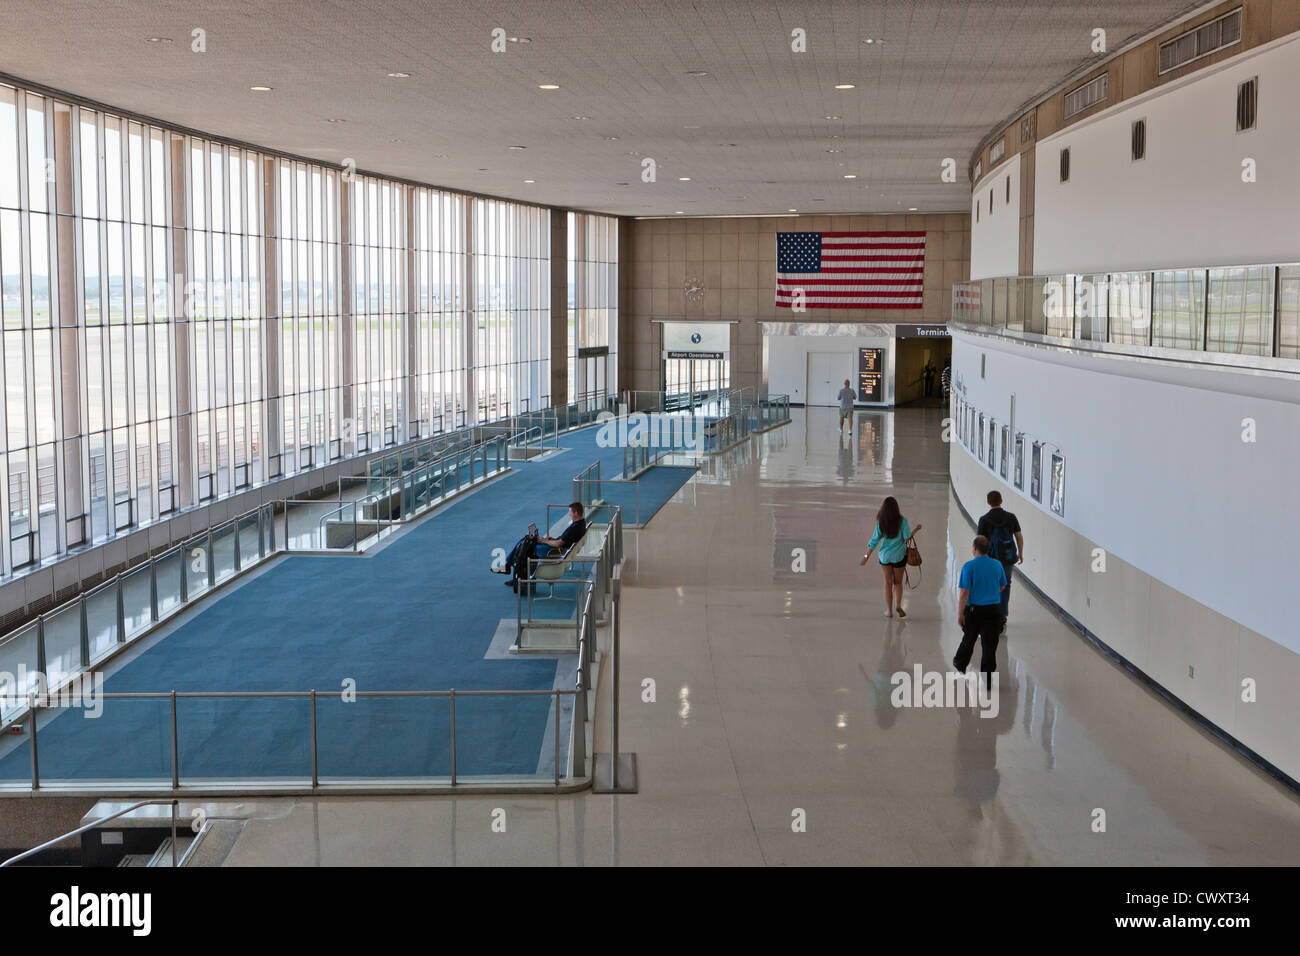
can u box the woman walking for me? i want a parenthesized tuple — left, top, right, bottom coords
(859, 496, 921, 618)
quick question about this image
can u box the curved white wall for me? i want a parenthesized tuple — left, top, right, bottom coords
(969, 153, 1021, 279)
(1032, 32, 1300, 274)
(949, 329, 1300, 779)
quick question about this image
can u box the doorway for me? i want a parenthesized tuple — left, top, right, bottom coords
(806, 352, 851, 406)
(894, 337, 951, 406)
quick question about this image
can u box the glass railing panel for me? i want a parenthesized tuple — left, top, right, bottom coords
(1207, 265, 1273, 356)
(1279, 265, 1300, 359)
(452, 691, 562, 781)
(154, 548, 183, 618)
(1107, 272, 1152, 345)
(0, 697, 174, 787)
(235, 511, 261, 570)
(42, 602, 82, 689)
(183, 535, 214, 598)
(313, 693, 450, 780)
(211, 521, 237, 584)
(122, 564, 153, 640)
(0, 623, 41, 722)
(175, 694, 312, 784)
(85, 580, 119, 665)
(1152, 269, 1205, 350)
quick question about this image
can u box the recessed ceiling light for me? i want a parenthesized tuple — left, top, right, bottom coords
(572, 115, 591, 120)
(145, 36, 172, 43)
(678, 177, 691, 181)
(249, 85, 273, 92)
(908, 207, 918, 211)
(686, 70, 710, 77)
(538, 83, 560, 90)
(834, 83, 856, 90)
(523, 179, 535, 183)
(826, 148, 841, 153)
(605, 136, 620, 142)
(788, 208, 797, 212)
(844, 174, 857, 179)
(825, 115, 840, 120)
(675, 210, 684, 214)
(387, 72, 411, 78)
(862, 38, 876, 44)
(507, 36, 532, 43)
(508, 145, 527, 150)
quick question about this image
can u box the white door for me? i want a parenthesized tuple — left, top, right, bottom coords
(806, 352, 848, 406)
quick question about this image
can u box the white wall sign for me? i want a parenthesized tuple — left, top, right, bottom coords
(663, 322, 731, 355)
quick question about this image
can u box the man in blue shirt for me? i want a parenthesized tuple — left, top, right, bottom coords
(953, 535, 1008, 690)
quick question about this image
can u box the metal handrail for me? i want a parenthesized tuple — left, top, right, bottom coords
(1, 799, 180, 868)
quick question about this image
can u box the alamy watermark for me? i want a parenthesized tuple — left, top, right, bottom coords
(890, 665, 1000, 718)
(594, 403, 705, 452)
(0, 668, 105, 719)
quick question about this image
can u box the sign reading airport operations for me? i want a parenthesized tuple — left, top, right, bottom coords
(858, 347, 884, 402)
(664, 322, 729, 360)
(894, 324, 950, 338)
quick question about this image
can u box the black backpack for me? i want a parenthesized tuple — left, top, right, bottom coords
(987, 517, 1018, 565)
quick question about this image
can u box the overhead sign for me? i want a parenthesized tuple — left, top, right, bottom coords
(858, 348, 884, 403)
(663, 322, 730, 355)
(894, 324, 950, 338)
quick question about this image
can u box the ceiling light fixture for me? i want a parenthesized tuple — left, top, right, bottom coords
(675, 210, 684, 214)
(908, 207, 918, 211)
(508, 145, 527, 150)
(507, 36, 532, 43)
(249, 85, 273, 92)
(826, 148, 841, 153)
(825, 115, 840, 120)
(605, 136, 620, 141)
(834, 83, 856, 90)
(686, 70, 710, 77)
(538, 83, 560, 90)
(145, 36, 172, 43)
(862, 38, 876, 44)
(678, 177, 691, 181)
(572, 115, 591, 120)
(788, 208, 797, 212)
(844, 174, 857, 179)
(387, 72, 411, 78)
(523, 179, 535, 183)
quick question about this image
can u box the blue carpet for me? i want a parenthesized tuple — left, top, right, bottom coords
(0, 425, 649, 784)
(599, 466, 697, 525)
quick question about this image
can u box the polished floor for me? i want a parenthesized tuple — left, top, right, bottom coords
(219, 406, 1300, 865)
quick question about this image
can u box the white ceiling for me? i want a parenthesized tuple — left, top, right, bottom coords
(2, 0, 1203, 216)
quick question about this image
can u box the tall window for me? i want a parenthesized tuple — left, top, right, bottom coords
(472, 198, 549, 419)
(413, 186, 468, 433)
(567, 212, 618, 403)
(0, 76, 619, 582)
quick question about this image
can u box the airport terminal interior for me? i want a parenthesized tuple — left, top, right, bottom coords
(0, 0, 1297, 870)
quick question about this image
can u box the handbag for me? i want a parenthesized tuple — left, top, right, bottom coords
(903, 533, 922, 590)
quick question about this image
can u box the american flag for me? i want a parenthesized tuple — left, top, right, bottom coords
(776, 231, 926, 310)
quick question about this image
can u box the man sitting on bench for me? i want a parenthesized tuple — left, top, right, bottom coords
(492, 502, 587, 592)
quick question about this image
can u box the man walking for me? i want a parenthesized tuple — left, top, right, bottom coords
(837, 379, 857, 434)
(953, 535, 1008, 691)
(977, 490, 1023, 626)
